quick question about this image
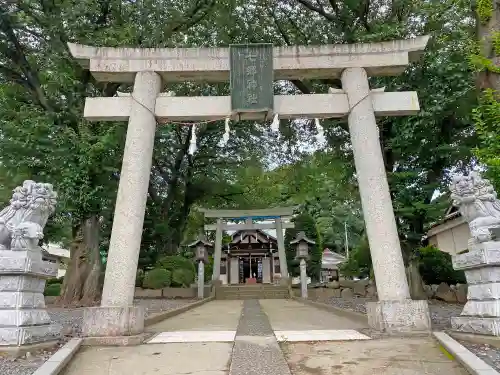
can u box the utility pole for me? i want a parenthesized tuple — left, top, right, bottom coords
(344, 221, 349, 259)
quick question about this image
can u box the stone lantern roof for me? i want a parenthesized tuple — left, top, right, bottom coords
(187, 234, 213, 248)
(290, 231, 315, 245)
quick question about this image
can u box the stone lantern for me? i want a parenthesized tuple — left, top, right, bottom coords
(188, 234, 213, 299)
(290, 231, 315, 298)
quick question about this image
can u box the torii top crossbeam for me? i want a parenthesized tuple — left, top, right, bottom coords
(68, 37, 429, 83)
(199, 207, 296, 218)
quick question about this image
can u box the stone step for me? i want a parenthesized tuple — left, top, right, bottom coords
(216, 291, 289, 300)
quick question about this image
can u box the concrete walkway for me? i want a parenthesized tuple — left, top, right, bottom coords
(61, 299, 468, 375)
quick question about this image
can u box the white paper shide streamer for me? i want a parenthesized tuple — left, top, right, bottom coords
(315, 118, 326, 144)
(271, 113, 280, 133)
(189, 124, 197, 155)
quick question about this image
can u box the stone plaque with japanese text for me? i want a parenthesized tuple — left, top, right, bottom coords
(230, 44, 273, 116)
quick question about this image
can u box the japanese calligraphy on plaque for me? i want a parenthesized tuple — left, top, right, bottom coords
(229, 44, 273, 116)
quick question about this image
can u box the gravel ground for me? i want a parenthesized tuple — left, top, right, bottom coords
(457, 340, 500, 372)
(0, 298, 195, 375)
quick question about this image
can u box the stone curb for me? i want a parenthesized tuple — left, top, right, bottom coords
(144, 296, 215, 326)
(292, 296, 368, 324)
(31, 338, 82, 375)
(433, 332, 500, 375)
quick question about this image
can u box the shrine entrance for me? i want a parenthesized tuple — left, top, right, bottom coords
(69, 36, 433, 336)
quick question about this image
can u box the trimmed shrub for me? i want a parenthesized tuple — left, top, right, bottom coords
(418, 245, 466, 285)
(171, 268, 195, 287)
(143, 268, 172, 289)
(204, 262, 213, 283)
(44, 283, 61, 296)
(136, 269, 145, 288)
(46, 277, 63, 285)
(156, 255, 195, 274)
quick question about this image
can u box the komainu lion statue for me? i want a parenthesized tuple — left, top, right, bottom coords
(0, 180, 57, 251)
(449, 171, 500, 244)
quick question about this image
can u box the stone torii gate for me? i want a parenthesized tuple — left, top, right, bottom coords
(200, 207, 296, 283)
(69, 36, 431, 339)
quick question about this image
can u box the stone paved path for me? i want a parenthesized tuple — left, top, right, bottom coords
(61, 299, 469, 375)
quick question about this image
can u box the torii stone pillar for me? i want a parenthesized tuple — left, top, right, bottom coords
(212, 218, 223, 284)
(82, 71, 162, 339)
(341, 68, 431, 333)
(275, 218, 289, 282)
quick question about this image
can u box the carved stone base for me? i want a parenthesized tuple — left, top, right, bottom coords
(0, 251, 60, 348)
(0, 324, 61, 346)
(451, 316, 500, 336)
(452, 242, 500, 336)
(82, 306, 144, 337)
(367, 300, 431, 333)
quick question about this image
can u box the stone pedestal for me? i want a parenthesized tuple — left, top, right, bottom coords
(197, 261, 204, 299)
(451, 241, 500, 336)
(0, 250, 61, 348)
(82, 306, 144, 337)
(299, 259, 308, 299)
(367, 300, 431, 333)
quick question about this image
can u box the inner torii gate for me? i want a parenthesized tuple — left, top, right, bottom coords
(200, 207, 296, 283)
(69, 36, 432, 339)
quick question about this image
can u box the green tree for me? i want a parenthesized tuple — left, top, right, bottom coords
(0, 0, 217, 305)
(340, 235, 372, 279)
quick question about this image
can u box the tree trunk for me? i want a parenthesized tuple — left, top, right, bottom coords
(475, 0, 500, 92)
(56, 215, 102, 307)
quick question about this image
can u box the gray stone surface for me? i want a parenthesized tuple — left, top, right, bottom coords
(62, 342, 233, 375)
(341, 67, 412, 303)
(284, 336, 468, 375)
(456, 284, 468, 303)
(469, 283, 500, 300)
(366, 300, 431, 333)
(82, 306, 144, 337)
(326, 297, 464, 331)
(341, 287, 353, 298)
(0, 325, 61, 347)
(230, 336, 291, 375)
(236, 300, 274, 337)
(230, 300, 291, 375)
(0, 299, 194, 375)
(436, 282, 458, 303)
(100, 71, 162, 308)
(452, 316, 500, 336)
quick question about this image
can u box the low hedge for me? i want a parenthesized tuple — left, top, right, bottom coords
(171, 268, 195, 287)
(44, 283, 61, 296)
(418, 245, 466, 285)
(143, 268, 172, 289)
(156, 255, 195, 274)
